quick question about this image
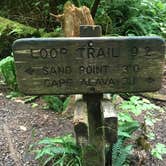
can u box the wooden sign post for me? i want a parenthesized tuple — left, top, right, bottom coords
(13, 25, 165, 166)
(79, 25, 105, 166)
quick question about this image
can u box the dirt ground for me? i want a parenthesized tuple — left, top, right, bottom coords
(0, 90, 74, 166)
(0, 67, 166, 166)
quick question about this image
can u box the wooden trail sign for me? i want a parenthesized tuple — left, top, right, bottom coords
(13, 37, 165, 95)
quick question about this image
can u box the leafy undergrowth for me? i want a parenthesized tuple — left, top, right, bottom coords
(0, 56, 17, 90)
(151, 143, 166, 160)
(112, 95, 166, 165)
(28, 95, 166, 166)
(30, 135, 82, 166)
(43, 96, 70, 112)
(1, 82, 165, 165)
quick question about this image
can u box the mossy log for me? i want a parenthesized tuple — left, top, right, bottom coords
(0, 17, 62, 59)
(0, 17, 39, 35)
(0, 16, 41, 59)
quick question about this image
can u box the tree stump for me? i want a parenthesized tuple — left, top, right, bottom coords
(51, 2, 94, 37)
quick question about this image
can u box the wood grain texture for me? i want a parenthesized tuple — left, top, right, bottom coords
(13, 37, 165, 95)
(73, 100, 88, 144)
(101, 96, 118, 166)
(83, 93, 105, 166)
(80, 26, 105, 166)
(51, 2, 94, 37)
(102, 100, 117, 144)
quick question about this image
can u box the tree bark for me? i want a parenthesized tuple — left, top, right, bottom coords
(51, 2, 94, 37)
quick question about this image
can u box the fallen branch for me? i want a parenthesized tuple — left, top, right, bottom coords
(140, 92, 166, 101)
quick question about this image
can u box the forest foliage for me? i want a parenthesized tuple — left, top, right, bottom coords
(0, 0, 166, 37)
(0, 1, 166, 165)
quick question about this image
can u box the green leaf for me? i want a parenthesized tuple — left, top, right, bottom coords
(151, 143, 166, 160)
(118, 131, 131, 138)
(24, 96, 38, 103)
(6, 91, 21, 99)
(145, 117, 156, 126)
(133, 105, 142, 116)
(37, 135, 75, 145)
(63, 97, 70, 110)
(31, 103, 38, 108)
(112, 139, 133, 166)
(119, 121, 139, 136)
(130, 96, 140, 103)
(43, 96, 63, 112)
(31, 134, 81, 165)
(118, 112, 133, 122)
(43, 156, 55, 166)
(147, 132, 155, 140)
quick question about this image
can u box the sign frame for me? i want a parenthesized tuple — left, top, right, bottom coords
(13, 36, 165, 95)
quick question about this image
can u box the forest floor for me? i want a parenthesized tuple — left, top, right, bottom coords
(0, 67, 166, 166)
(0, 90, 74, 166)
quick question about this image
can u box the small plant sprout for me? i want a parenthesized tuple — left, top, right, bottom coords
(151, 143, 166, 160)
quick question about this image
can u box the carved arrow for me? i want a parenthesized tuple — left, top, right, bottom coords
(25, 67, 34, 75)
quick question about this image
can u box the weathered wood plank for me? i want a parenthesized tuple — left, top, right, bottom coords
(101, 98, 118, 166)
(73, 99, 88, 145)
(102, 99, 117, 145)
(81, 25, 105, 166)
(80, 25, 102, 37)
(13, 37, 165, 95)
(83, 93, 105, 166)
(73, 98, 92, 166)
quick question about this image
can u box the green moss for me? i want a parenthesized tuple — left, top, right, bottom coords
(0, 17, 62, 59)
(0, 17, 37, 34)
(0, 17, 41, 59)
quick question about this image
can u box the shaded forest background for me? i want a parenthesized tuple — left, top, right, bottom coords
(0, 1, 166, 165)
(0, 0, 166, 35)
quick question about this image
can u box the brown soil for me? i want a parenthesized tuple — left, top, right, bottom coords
(0, 90, 74, 166)
(0, 65, 166, 166)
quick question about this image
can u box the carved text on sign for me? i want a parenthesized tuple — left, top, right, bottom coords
(42, 66, 72, 75)
(31, 48, 68, 59)
(30, 46, 152, 59)
(13, 37, 165, 94)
